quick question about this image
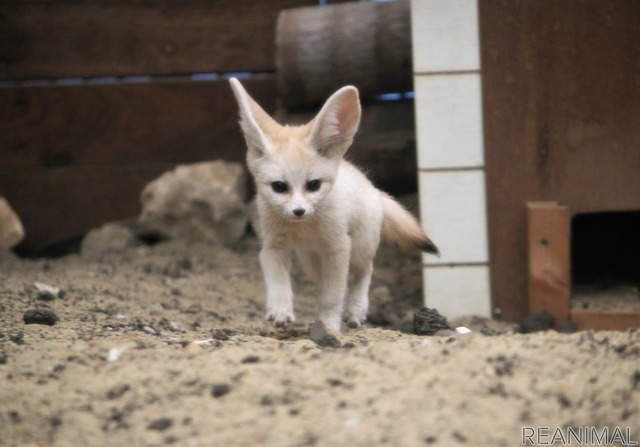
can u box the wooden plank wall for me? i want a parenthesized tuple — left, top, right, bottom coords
(0, 0, 325, 253)
(480, 0, 640, 320)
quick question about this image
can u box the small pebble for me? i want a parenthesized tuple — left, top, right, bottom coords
(107, 383, 130, 399)
(212, 330, 230, 341)
(147, 417, 173, 431)
(107, 346, 127, 362)
(142, 326, 158, 336)
(519, 311, 555, 333)
(23, 308, 58, 326)
(241, 355, 260, 364)
(211, 383, 232, 398)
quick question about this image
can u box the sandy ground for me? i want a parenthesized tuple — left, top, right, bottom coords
(1, 229, 639, 447)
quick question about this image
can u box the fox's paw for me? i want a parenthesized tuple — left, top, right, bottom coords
(266, 309, 295, 327)
(343, 311, 367, 329)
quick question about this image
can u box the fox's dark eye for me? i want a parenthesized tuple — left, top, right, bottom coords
(271, 181, 288, 193)
(306, 179, 321, 192)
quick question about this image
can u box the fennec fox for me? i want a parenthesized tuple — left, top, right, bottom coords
(229, 78, 438, 332)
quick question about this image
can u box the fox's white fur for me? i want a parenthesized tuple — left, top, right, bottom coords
(229, 78, 438, 332)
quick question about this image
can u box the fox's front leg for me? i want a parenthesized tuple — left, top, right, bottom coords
(343, 261, 373, 328)
(318, 238, 352, 332)
(259, 247, 295, 326)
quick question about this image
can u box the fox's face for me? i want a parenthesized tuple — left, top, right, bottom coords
(253, 140, 338, 220)
(230, 78, 361, 222)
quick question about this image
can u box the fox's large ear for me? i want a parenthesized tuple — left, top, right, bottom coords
(229, 77, 279, 156)
(308, 86, 361, 159)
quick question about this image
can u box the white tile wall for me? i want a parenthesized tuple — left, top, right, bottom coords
(411, 0, 480, 73)
(419, 170, 488, 265)
(415, 74, 484, 169)
(423, 265, 492, 319)
(412, 0, 491, 317)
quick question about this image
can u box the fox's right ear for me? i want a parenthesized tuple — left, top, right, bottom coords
(229, 78, 278, 156)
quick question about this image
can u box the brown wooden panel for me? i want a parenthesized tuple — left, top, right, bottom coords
(0, 77, 276, 167)
(0, 165, 176, 251)
(527, 202, 570, 326)
(480, 0, 640, 320)
(571, 309, 640, 331)
(0, 0, 317, 80)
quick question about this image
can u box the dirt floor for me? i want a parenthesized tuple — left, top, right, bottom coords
(1, 227, 639, 447)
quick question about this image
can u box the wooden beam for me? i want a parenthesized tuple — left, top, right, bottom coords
(527, 202, 571, 326)
(0, 0, 318, 80)
(571, 309, 640, 331)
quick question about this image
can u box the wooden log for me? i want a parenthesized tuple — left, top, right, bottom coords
(0, 0, 318, 80)
(527, 202, 571, 326)
(275, 100, 417, 194)
(276, 1, 412, 108)
(571, 309, 640, 331)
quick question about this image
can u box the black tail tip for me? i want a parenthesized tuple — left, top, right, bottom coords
(418, 238, 440, 256)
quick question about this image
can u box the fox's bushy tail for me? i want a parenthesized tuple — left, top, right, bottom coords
(380, 192, 439, 255)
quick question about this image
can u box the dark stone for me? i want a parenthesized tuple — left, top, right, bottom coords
(107, 383, 131, 399)
(241, 355, 260, 364)
(148, 417, 173, 431)
(518, 311, 555, 333)
(23, 307, 58, 326)
(413, 307, 453, 335)
(211, 330, 229, 341)
(36, 291, 56, 301)
(211, 383, 231, 398)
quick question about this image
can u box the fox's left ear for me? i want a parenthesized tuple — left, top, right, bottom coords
(309, 86, 361, 159)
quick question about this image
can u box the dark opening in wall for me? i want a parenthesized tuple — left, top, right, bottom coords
(571, 210, 640, 307)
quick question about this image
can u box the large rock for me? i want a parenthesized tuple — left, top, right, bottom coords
(81, 222, 141, 258)
(138, 161, 248, 244)
(0, 197, 25, 250)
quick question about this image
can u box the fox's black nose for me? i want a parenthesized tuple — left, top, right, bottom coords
(293, 208, 306, 217)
